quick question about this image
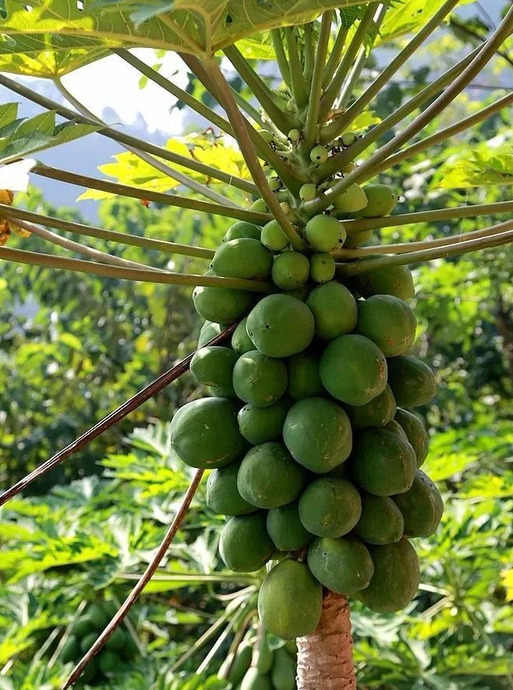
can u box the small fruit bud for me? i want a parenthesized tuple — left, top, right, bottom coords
(299, 184, 317, 202)
(310, 145, 329, 165)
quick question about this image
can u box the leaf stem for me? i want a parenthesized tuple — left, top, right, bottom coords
(335, 219, 513, 276)
(284, 27, 309, 111)
(314, 8, 513, 211)
(303, 23, 316, 85)
(271, 29, 292, 88)
(337, 200, 513, 236)
(204, 60, 306, 251)
(303, 11, 333, 149)
(323, 26, 348, 89)
(0, 73, 256, 196)
(0, 204, 214, 259)
(224, 45, 295, 134)
(32, 164, 271, 224)
(319, 3, 378, 122)
(326, 0, 461, 137)
(0, 245, 273, 292)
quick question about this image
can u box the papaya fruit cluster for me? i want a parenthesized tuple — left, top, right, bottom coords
(170, 187, 442, 641)
(59, 601, 138, 684)
(221, 626, 297, 690)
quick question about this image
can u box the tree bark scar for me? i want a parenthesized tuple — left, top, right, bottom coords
(297, 591, 356, 690)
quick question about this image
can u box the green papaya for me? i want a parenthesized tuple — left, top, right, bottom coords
(345, 385, 396, 429)
(170, 397, 247, 469)
(233, 351, 288, 408)
(237, 400, 291, 445)
(353, 264, 415, 300)
(387, 356, 437, 407)
(306, 281, 357, 339)
(357, 538, 420, 613)
(305, 215, 346, 252)
(190, 346, 237, 397)
(105, 627, 126, 651)
(358, 184, 397, 218)
(307, 536, 374, 594)
(60, 635, 79, 663)
(99, 650, 120, 674)
(220, 513, 274, 572)
(80, 632, 98, 654)
(319, 334, 387, 406)
(286, 353, 323, 401)
(246, 295, 315, 358)
(272, 251, 310, 290)
(393, 470, 443, 537)
(356, 295, 417, 357)
(271, 646, 296, 690)
(395, 408, 429, 467)
(266, 502, 313, 551)
(232, 318, 255, 354)
(73, 615, 94, 637)
(237, 442, 308, 509)
(87, 603, 109, 628)
(227, 641, 253, 686)
(351, 428, 416, 496)
(206, 462, 257, 516)
(198, 320, 224, 347)
(298, 477, 362, 538)
(283, 397, 352, 473)
(240, 667, 272, 690)
(261, 219, 289, 251)
(310, 253, 336, 283)
(224, 221, 262, 242)
(333, 183, 368, 214)
(193, 283, 253, 324)
(256, 636, 274, 674)
(344, 230, 373, 248)
(384, 419, 410, 443)
(79, 656, 99, 684)
(258, 559, 322, 639)
(355, 494, 404, 545)
(212, 238, 272, 280)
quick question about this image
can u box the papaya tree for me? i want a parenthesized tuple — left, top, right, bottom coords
(1, 1, 513, 688)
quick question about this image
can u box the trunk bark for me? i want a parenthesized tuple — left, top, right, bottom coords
(296, 592, 356, 690)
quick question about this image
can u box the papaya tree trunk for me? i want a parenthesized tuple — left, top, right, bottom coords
(296, 592, 356, 690)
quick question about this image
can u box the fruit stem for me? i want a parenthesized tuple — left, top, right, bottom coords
(285, 27, 310, 110)
(204, 59, 307, 251)
(319, 4, 378, 122)
(297, 592, 356, 690)
(325, 0, 461, 139)
(335, 219, 513, 276)
(303, 11, 334, 150)
(32, 163, 271, 224)
(0, 203, 216, 260)
(313, 8, 513, 211)
(54, 75, 243, 210)
(0, 73, 257, 196)
(224, 45, 296, 134)
(0, 245, 274, 292)
(272, 29, 292, 89)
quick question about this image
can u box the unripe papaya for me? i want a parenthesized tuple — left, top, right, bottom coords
(286, 352, 323, 401)
(310, 252, 336, 283)
(81, 632, 99, 654)
(232, 317, 255, 354)
(353, 263, 415, 300)
(305, 214, 346, 252)
(190, 346, 237, 397)
(387, 356, 437, 407)
(73, 615, 94, 637)
(224, 221, 262, 242)
(356, 295, 417, 357)
(240, 667, 272, 690)
(220, 513, 274, 572)
(393, 470, 443, 537)
(170, 398, 247, 469)
(271, 647, 296, 690)
(384, 419, 410, 444)
(233, 350, 288, 408)
(351, 428, 416, 496)
(355, 494, 404, 545)
(307, 536, 374, 595)
(267, 502, 313, 551)
(87, 603, 109, 628)
(310, 145, 329, 165)
(395, 408, 429, 467)
(345, 385, 396, 429)
(320, 334, 387, 406)
(357, 538, 420, 613)
(60, 635, 79, 663)
(246, 295, 315, 358)
(237, 442, 308, 509)
(306, 281, 357, 339)
(283, 397, 352, 473)
(212, 238, 272, 280)
(99, 649, 120, 674)
(359, 184, 398, 218)
(258, 559, 322, 639)
(256, 636, 274, 674)
(193, 283, 253, 324)
(344, 230, 373, 248)
(227, 641, 253, 685)
(206, 462, 257, 516)
(298, 477, 362, 538)
(198, 320, 224, 347)
(237, 399, 291, 445)
(261, 220, 289, 251)
(333, 183, 368, 214)
(272, 251, 310, 290)
(105, 627, 126, 651)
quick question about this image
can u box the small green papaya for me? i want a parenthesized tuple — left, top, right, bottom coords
(261, 220, 289, 251)
(393, 470, 443, 537)
(198, 320, 224, 347)
(60, 635, 79, 663)
(227, 641, 253, 686)
(258, 559, 322, 639)
(266, 502, 313, 551)
(307, 536, 374, 595)
(305, 214, 346, 252)
(271, 646, 296, 690)
(80, 632, 98, 654)
(232, 318, 255, 355)
(306, 281, 357, 339)
(355, 494, 404, 545)
(333, 183, 368, 214)
(212, 238, 272, 280)
(358, 184, 397, 218)
(395, 408, 429, 467)
(387, 356, 437, 407)
(99, 650, 120, 674)
(345, 385, 396, 429)
(105, 627, 126, 651)
(298, 477, 362, 538)
(353, 263, 415, 300)
(220, 513, 274, 572)
(190, 346, 238, 397)
(206, 462, 257, 516)
(256, 636, 274, 675)
(310, 253, 336, 283)
(233, 350, 288, 408)
(223, 221, 262, 242)
(240, 667, 273, 690)
(356, 295, 417, 357)
(193, 283, 253, 324)
(73, 615, 94, 637)
(246, 295, 315, 358)
(272, 251, 310, 290)
(286, 352, 323, 401)
(237, 399, 291, 445)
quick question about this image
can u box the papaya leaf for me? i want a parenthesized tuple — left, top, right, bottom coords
(0, 0, 384, 73)
(432, 144, 513, 189)
(0, 110, 100, 165)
